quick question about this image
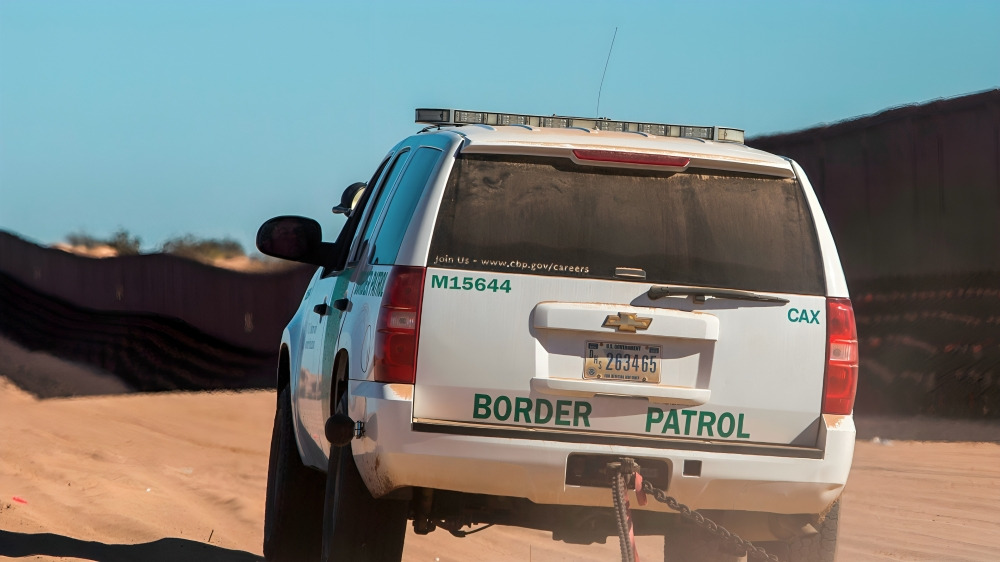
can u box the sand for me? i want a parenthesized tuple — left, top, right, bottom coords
(1, 356, 998, 560)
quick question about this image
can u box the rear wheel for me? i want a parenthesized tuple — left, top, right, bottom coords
(263, 387, 326, 561)
(783, 500, 840, 562)
(321, 393, 409, 562)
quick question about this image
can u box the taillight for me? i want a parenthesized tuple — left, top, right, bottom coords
(373, 266, 426, 384)
(823, 298, 859, 414)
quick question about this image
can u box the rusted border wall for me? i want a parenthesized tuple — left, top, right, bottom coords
(0, 270, 279, 392)
(0, 231, 314, 353)
(749, 89, 1000, 281)
(750, 90, 1000, 418)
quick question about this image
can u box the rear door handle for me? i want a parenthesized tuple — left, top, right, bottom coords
(313, 303, 330, 316)
(332, 298, 349, 312)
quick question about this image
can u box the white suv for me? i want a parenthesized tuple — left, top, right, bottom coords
(257, 109, 858, 562)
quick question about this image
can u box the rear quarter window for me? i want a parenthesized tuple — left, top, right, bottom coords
(428, 154, 825, 295)
(370, 147, 442, 265)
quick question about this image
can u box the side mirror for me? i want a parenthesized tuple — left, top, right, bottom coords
(256, 216, 324, 264)
(332, 182, 367, 216)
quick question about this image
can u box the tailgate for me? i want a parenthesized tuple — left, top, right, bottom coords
(413, 272, 826, 446)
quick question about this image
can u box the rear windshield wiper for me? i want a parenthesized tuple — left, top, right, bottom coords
(647, 285, 789, 304)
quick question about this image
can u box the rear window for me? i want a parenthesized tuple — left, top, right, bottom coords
(428, 154, 825, 295)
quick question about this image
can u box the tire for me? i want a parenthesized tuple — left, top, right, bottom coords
(663, 521, 744, 562)
(321, 393, 409, 562)
(263, 387, 326, 562)
(784, 500, 840, 562)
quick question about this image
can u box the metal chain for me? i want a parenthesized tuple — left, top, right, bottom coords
(610, 469, 636, 562)
(608, 458, 780, 562)
(640, 480, 780, 562)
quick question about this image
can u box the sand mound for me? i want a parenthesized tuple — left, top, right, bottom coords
(51, 243, 120, 259)
(0, 335, 132, 398)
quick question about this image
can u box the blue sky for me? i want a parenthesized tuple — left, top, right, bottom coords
(2, 0, 998, 253)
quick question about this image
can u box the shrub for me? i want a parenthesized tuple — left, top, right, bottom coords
(161, 234, 245, 261)
(64, 228, 141, 255)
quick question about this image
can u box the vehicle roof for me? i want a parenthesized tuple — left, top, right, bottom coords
(423, 124, 795, 178)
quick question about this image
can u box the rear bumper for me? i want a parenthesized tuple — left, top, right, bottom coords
(348, 381, 854, 515)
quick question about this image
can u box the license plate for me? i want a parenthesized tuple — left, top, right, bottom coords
(584, 341, 661, 383)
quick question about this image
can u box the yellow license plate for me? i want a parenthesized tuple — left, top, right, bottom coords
(584, 341, 661, 383)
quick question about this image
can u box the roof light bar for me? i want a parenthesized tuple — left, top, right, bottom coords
(415, 108, 745, 144)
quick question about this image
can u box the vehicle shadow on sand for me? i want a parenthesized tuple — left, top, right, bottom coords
(0, 530, 263, 562)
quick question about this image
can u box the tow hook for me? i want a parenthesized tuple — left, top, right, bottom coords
(325, 414, 357, 447)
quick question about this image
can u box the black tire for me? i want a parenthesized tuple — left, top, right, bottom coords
(263, 387, 326, 562)
(784, 500, 840, 562)
(663, 520, 744, 562)
(321, 394, 409, 562)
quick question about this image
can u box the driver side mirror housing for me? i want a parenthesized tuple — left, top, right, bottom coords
(256, 215, 332, 265)
(332, 182, 367, 216)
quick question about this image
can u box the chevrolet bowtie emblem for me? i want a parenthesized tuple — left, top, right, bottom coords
(602, 312, 652, 333)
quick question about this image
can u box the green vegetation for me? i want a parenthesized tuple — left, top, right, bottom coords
(62, 229, 247, 262)
(66, 228, 142, 255)
(160, 234, 245, 261)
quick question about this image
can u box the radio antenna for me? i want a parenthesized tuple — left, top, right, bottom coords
(595, 27, 618, 118)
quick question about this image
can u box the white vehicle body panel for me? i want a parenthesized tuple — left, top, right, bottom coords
(348, 380, 854, 514)
(280, 268, 330, 466)
(414, 272, 827, 446)
(791, 158, 850, 298)
(453, 125, 796, 178)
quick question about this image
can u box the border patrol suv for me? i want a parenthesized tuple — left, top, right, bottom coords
(257, 109, 858, 562)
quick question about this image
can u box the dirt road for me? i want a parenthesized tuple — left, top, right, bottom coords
(1, 376, 998, 561)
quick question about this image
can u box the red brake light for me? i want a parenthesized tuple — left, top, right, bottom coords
(823, 298, 859, 415)
(572, 149, 690, 168)
(373, 266, 426, 384)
